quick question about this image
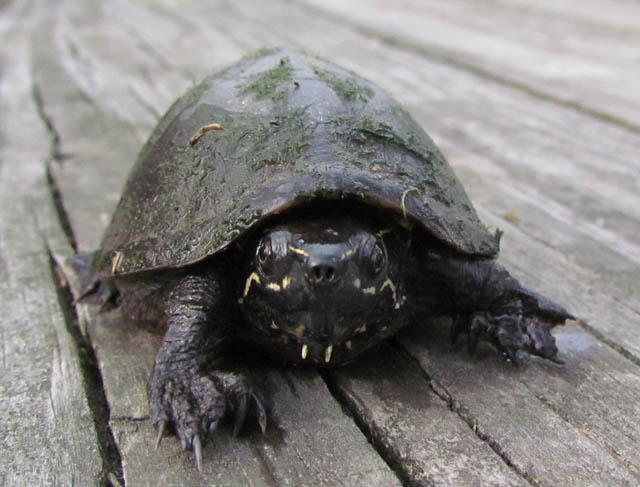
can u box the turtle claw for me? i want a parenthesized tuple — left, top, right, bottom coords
(210, 371, 266, 437)
(155, 420, 167, 450)
(208, 418, 221, 439)
(450, 315, 466, 346)
(547, 355, 565, 365)
(149, 367, 265, 468)
(193, 435, 203, 472)
(254, 393, 267, 434)
(454, 296, 567, 363)
(230, 390, 267, 436)
(233, 393, 249, 437)
(467, 313, 485, 355)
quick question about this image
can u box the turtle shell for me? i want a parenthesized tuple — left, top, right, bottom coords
(95, 47, 499, 276)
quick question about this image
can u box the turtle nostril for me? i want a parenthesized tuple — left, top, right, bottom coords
(325, 267, 335, 281)
(312, 265, 336, 283)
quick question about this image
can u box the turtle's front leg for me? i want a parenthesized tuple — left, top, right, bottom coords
(148, 274, 266, 470)
(422, 252, 574, 362)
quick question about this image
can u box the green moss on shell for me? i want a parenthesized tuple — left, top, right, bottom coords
(242, 57, 293, 100)
(245, 46, 279, 60)
(315, 68, 373, 101)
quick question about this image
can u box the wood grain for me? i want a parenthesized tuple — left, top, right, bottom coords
(300, 0, 640, 129)
(0, 0, 102, 484)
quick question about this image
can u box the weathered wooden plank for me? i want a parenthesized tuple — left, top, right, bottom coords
(249, 366, 402, 486)
(108, 366, 406, 487)
(300, 0, 640, 129)
(86, 311, 159, 420)
(399, 320, 640, 485)
(0, 0, 103, 484)
(110, 419, 270, 487)
(327, 349, 529, 486)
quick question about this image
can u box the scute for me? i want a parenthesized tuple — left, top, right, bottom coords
(95, 48, 498, 276)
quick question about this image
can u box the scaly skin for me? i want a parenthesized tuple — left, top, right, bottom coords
(85, 221, 572, 470)
(147, 274, 266, 470)
(417, 250, 572, 362)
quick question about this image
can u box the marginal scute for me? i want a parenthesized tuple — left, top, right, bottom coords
(95, 47, 498, 276)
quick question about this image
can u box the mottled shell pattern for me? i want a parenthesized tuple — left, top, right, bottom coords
(96, 47, 498, 276)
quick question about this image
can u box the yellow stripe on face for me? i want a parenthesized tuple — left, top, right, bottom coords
(293, 324, 306, 337)
(267, 282, 281, 291)
(341, 248, 355, 260)
(111, 251, 122, 274)
(243, 272, 261, 297)
(380, 278, 397, 303)
(380, 277, 404, 309)
(288, 245, 309, 257)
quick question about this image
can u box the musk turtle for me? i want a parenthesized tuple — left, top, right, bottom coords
(75, 47, 572, 470)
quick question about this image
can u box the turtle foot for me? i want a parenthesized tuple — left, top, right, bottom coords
(452, 296, 568, 364)
(149, 368, 266, 471)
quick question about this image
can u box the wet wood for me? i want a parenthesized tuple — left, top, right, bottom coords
(3, 0, 639, 485)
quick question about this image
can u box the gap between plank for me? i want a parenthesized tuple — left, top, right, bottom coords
(31, 83, 63, 162)
(319, 368, 422, 487)
(321, 341, 542, 487)
(394, 342, 543, 487)
(47, 249, 125, 487)
(574, 318, 640, 369)
(35, 80, 125, 486)
(32, 82, 78, 252)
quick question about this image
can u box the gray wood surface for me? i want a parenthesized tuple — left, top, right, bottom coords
(302, 0, 640, 130)
(2, 0, 639, 485)
(0, 1, 103, 484)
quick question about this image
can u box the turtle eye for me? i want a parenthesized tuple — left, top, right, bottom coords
(257, 238, 273, 270)
(369, 241, 386, 277)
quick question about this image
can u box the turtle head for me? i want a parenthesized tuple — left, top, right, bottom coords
(239, 217, 408, 365)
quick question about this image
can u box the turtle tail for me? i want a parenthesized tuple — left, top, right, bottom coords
(66, 252, 120, 310)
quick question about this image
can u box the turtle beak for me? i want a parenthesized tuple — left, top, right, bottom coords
(303, 243, 347, 290)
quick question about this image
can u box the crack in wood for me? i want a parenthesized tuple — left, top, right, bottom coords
(32, 81, 79, 253)
(31, 83, 64, 162)
(45, 165, 78, 253)
(1, 329, 6, 369)
(47, 249, 125, 487)
(249, 441, 284, 487)
(573, 318, 640, 369)
(320, 368, 425, 487)
(534, 393, 640, 479)
(391, 343, 543, 487)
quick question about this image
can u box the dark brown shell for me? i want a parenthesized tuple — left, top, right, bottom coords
(95, 47, 498, 276)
